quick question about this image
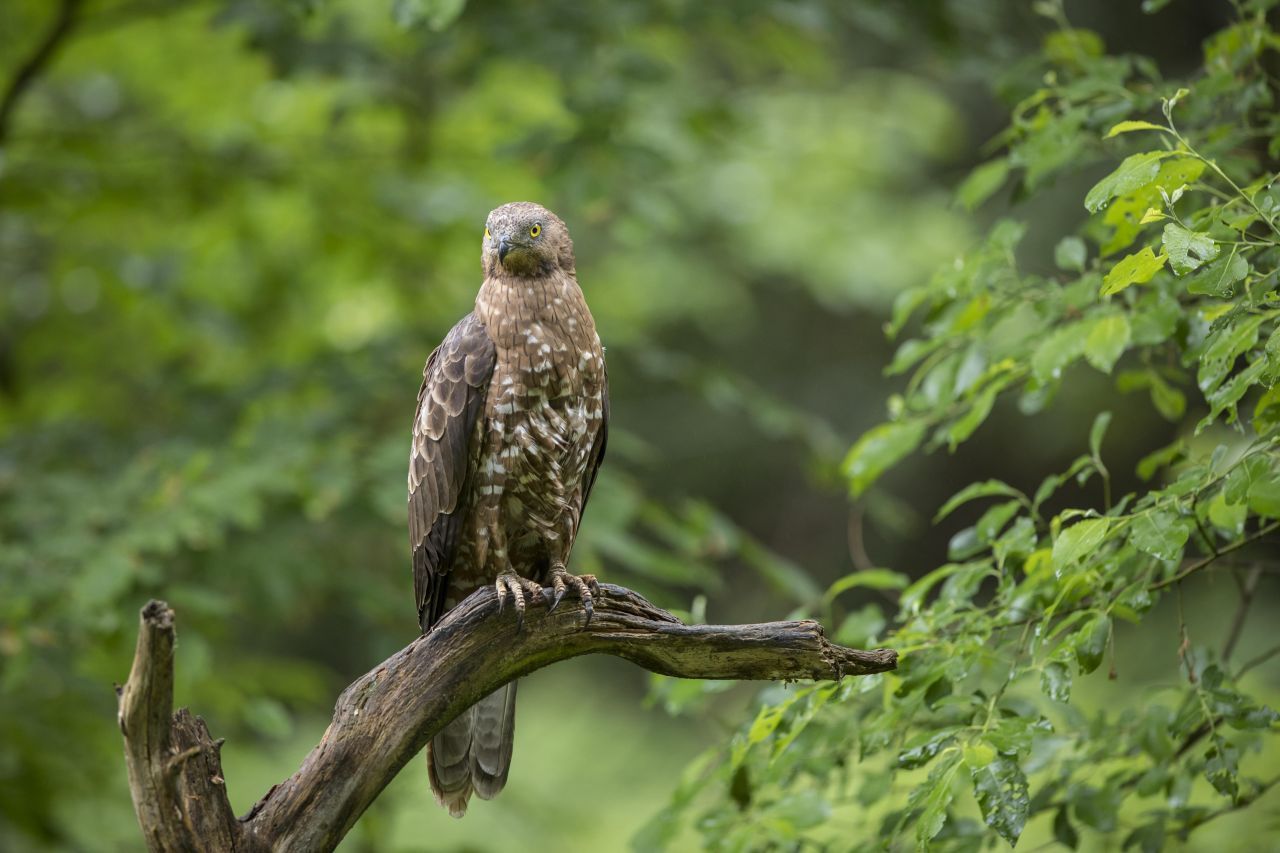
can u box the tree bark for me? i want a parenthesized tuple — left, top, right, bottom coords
(118, 584, 896, 852)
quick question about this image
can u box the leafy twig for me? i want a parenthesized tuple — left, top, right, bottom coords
(1150, 522, 1280, 590)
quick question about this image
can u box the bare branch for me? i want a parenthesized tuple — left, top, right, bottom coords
(118, 601, 239, 852)
(118, 584, 896, 852)
(1222, 564, 1263, 663)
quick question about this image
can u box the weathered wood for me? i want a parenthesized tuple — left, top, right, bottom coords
(118, 601, 239, 852)
(119, 584, 897, 852)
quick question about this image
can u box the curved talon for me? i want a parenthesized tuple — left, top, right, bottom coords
(547, 568, 600, 627)
(495, 574, 553, 631)
(495, 574, 529, 630)
(549, 572, 568, 613)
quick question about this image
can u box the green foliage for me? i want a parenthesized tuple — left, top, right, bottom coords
(1, 0, 990, 848)
(647, 4, 1280, 850)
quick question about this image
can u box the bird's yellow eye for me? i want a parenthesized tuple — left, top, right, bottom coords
(529, 224, 542, 238)
(484, 227, 491, 240)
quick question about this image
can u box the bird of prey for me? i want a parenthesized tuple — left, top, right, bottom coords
(407, 202, 608, 818)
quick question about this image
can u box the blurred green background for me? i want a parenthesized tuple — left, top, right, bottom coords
(0, 1, 1258, 850)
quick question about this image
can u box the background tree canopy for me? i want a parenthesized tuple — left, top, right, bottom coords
(1, 0, 1278, 850)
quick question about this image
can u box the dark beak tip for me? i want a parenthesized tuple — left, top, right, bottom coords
(498, 237, 512, 262)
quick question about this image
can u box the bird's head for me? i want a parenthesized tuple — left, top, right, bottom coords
(482, 202, 575, 278)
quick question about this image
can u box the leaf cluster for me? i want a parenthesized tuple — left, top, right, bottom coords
(645, 4, 1280, 850)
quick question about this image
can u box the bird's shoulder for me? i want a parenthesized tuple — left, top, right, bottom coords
(417, 312, 497, 401)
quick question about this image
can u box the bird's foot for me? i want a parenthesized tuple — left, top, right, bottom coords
(495, 573, 548, 631)
(547, 567, 601, 626)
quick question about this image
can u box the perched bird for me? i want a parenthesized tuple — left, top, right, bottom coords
(407, 202, 608, 817)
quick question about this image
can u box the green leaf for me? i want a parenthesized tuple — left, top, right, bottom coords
(1044, 28, 1104, 62)
(1162, 222, 1220, 275)
(1075, 615, 1111, 674)
(975, 500, 1020, 544)
(888, 287, 929, 338)
(1150, 374, 1186, 421)
(936, 480, 1025, 521)
(1204, 743, 1240, 799)
(731, 699, 792, 767)
(1128, 510, 1190, 561)
(1136, 439, 1184, 481)
(823, 568, 909, 604)
(901, 563, 969, 614)
(1084, 151, 1173, 213)
(842, 420, 926, 497)
(1186, 252, 1249, 297)
(1257, 384, 1280, 435)
(1206, 357, 1268, 424)
(835, 604, 887, 647)
(1100, 158, 1204, 255)
(1073, 784, 1118, 831)
(1084, 314, 1131, 373)
(1101, 246, 1167, 296)
(1105, 120, 1169, 138)
(967, 753, 1030, 846)
(956, 158, 1011, 211)
(1013, 106, 1088, 189)
(1088, 411, 1111, 461)
(1199, 314, 1265, 394)
(1248, 469, 1280, 518)
(1125, 821, 1168, 853)
(1208, 490, 1247, 535)
(1055, 236, 1087, 272)
(1032, 322, 1088, 382)
(917, 754, 962, 849)
(1052, 518, 1111, 572)
(1223, 455, 1269, 505)
(898, 728, 960, 770)
(993, 516, 1036, 568)
(985, 715, 1047, 756)
(1119, 367, 1187, 421)
(1041, 661, 1072, 702)
(765, 790, 831, 833)
(1054, 807, 1080, 850)
(1129, 291, 1180, 345)
(946, 386, 998, 450)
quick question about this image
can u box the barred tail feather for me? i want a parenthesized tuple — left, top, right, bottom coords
(427, 682, 518, 817)
(471, 681, 517, 799)
(428, 707, 475, 818)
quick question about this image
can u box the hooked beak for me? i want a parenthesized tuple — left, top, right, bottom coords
(498, 236, 512, 263)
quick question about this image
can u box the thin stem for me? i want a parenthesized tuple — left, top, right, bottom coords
(1237, 641, 1280, 678)
(1151, 521, 1279, 590)
(1222, 565, 1262, 663)
(1175, 130, 1280, 239)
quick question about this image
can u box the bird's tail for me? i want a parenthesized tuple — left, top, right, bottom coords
(428, 680, 518, 818)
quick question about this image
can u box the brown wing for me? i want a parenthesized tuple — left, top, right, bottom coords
(408, 312, 496, 632)
(579, 362, 609, 517)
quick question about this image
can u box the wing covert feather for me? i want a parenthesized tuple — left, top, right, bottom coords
(408, 313, 495, 632)
(580, 365, 609, 515)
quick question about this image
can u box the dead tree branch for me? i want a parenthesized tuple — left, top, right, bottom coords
(118, 583, 896, 852)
